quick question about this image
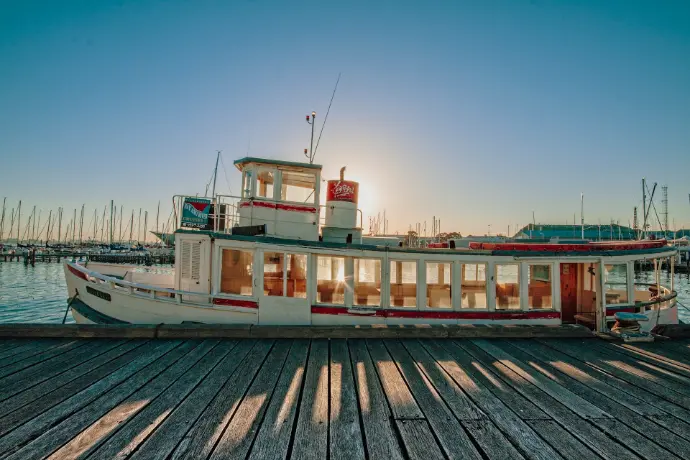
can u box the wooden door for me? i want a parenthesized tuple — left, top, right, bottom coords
(560, 263, 578, 323)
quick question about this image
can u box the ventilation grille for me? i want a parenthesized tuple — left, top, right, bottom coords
(180, 240, 201, 281)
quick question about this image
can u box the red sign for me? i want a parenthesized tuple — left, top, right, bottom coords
(326, 180, 359, 203)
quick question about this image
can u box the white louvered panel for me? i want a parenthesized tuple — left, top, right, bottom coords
(180, 241, 192, 279)
(191, 242, 201, 281)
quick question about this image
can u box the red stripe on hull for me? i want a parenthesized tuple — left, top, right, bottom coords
(311, 306, 560, 320)
(68, 265, 88, 281)
(213, 298, 259, 309)
(239, 201, 317, 214)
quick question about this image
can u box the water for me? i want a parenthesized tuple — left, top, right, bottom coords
(1, 262, 690, 323)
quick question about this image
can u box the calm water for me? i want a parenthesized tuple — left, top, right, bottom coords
(1, 261, 689, 323)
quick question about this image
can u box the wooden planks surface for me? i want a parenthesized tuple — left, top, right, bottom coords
(0, 337, 689, 459)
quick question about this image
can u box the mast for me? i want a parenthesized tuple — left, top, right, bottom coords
(0, 197, 5, 242)
(110, 200, 114, 245)
(137, 208, 141, 244)
(144, 211, 148, 244)
(119, 205, 123, 243)
(8, 209, 14, 244)
(580, 193, 584, 239)
(31, 206, 37, 243)
(211, 150, 220, 199)
(100, 206, 106, 242)
(79, 205, 84, 244)
(57, 207, 62, 244)
(46, 210, 52, 243)
(156, 201, 160, 234)
(93, 209, 97, 243)
(16, 201, 21, 244)
(641, 178, 647, 239)
(72, 208, 76, 243)
(129, 210, 134, 243)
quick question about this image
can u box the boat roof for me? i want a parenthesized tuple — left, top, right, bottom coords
(175, 229, 676, 258)
(233, 157, 322, 171)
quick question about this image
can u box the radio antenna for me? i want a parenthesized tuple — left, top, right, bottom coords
(304, 73, 341, 164)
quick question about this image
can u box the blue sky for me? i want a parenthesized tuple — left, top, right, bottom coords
(1, 0, 689, 239)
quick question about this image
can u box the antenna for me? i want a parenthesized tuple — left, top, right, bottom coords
(304, 72, 342, 164)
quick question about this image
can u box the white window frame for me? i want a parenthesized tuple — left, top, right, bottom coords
(460, 261, 489, 311)
(313, 253, 349, 306)
(352, 256, 384, 308)
(522, 262, 557, 311)
(494, 262, 521, 311)
(422, 260, 453, 310)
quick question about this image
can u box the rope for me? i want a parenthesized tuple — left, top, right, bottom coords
(62, 289, 79, 324)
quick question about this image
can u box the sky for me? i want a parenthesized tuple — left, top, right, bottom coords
(1, 0, 689, 240)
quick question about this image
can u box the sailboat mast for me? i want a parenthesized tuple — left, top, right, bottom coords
(156, 201, 160, 234)
(72, 208, 76, 243)
(137, 208, 141, 243)
(57, 207, 62, 244)
(109, 200, 114, 245)
(211, 151, 220, 199)
(8, 209, 14, 243)
(129, 210, 134, 243)
(31, 206, 37, 243)
(144, 211, 148, 244)
(79, 205, 84, 244)
(46, 210, 52, 243)
(93, 209, 97, 243)
(0, 197, 5, 242)
(119, 205, 123, 242)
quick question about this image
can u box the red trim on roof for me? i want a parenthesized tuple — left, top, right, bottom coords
(311, 305, 559, 320)
(239, 201, 318, 214)
(213, 298, 259, 309)
(427, 243, 450, 249)
(469, 240, 667, 252)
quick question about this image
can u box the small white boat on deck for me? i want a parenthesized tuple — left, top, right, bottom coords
(64, 156, 680, 334)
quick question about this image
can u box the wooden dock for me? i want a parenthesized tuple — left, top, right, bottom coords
(1, 337, 690, 459)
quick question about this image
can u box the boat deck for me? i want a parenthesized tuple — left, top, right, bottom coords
(1, 337, 690, 459)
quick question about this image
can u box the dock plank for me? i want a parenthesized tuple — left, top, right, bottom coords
(384, 339, 482, 459)
(525, 419, 596, 460)
(366, 339, 424, 420)
(291, 339, 330, 460)
(0, 339, 145, 420)
(247, 340, 310, 460)
(422, 340, 562, 460)
(395, 419, 446, 460)
(458, 340, 639, 460)
(209, 340, 291, 460)
(347, 339, 404, 460)
(131, 340, 271, 460)
(0, 339, 85, 380)
(0, 339, 60, 364)
(8, 340, 203, 459)
(0, 339, 182, 457)
(328, 339, 365, 460)
(499, 341, 690, 459)
(0, 339, 122, 401)
(47, 340, 229, 459)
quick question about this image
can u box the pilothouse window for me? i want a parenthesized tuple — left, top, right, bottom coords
(280, 171, 316, 204)
(257, 170, 275, 199)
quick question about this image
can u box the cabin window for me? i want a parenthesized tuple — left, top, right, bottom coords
(604, 264, 629, 305)
(426, 262, 451, 308)
(354, 258, 381, 306)
(286, 254, 308, 298)
(528, 264, 552, 309)
(242, 170, 254, 198)
(390, 260, 417, 307)
(220, 249, 253, 296)
(461, 263, 487, 308)
(257, 170, 275, 199)
(280, 171, 316, 204)
(263, 252, 284, 296)
(316, 255, 346, 304)
(496, 264, 520, 310)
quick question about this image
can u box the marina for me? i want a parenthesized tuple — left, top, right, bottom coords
(1, 336, 690, 458)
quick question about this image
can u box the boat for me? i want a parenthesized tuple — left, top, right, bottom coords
(64, 156, 680, 334)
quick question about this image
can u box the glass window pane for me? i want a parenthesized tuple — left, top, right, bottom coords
(354, 258, 381, 306)
(287, 254, 307, 298)
(257, 170, 274, 199)
(528, 265, 552, 309)
(605, 264, 629, 304)
(220, 249, 253, 296)
(316, 256, 345, 304)
(426, 262, 451, 308)
(242, 170, 253, 198)
(462, 264, 487, 308)
(263, 252, 284, 296)
(280, 171, 316, 203)
(390, 260, 417, 307)
(496, 264, 520, 310)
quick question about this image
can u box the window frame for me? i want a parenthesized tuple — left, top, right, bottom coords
(460, 262, 489, 310)
(353, 257, 383, 307)
(422, 260, 453, 310)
